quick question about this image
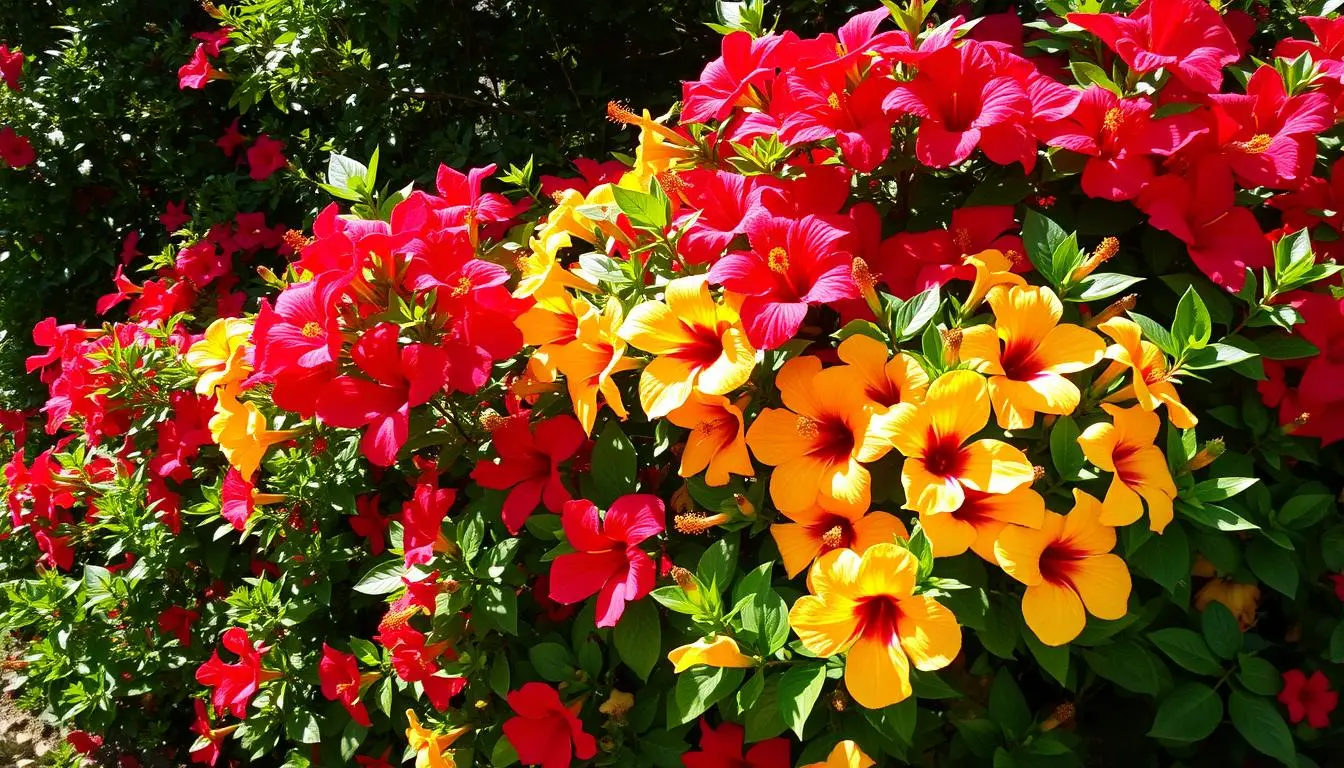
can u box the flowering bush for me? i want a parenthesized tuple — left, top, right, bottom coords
(4, 1, 1344, 767)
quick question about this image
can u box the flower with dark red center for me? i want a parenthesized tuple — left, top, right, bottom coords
(349, 494, 390, 555)
(216, 118, 247, 157)
(1279, 669, 1338, 728)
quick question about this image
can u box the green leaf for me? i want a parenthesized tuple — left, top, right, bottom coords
(1201, 602, 1242, 660)
(863, 698, 917, 746)
(911, 668, 962, 699)
(1148, 683, 1223, 742)
(667, 666, 743, 727)
(529, 643, 576, 682)
(489, 653, 511, 698)
(352, 559, 406, 595)
(1330, 621, 1344, 664)
(1070, 60, 1123, 96)
(1323, 527, 1344, 571)
(905, 521, 935, 582)
(1081, 641, 1163, 695)
(989, 669, 1032, 739)
(1246, 538, 1298, 598)
(1171, 287, 1212, 352)
(284, 711, 322, 744)
(742, 586, 790, 655)
(1023, 628, 1070, 686)
(1190, 477, 1258, 503)
(1228, 690, 1298, 767)
(476, 583, 518, 635)
(892, 285, 940, 341)
(1073, 273, 1143, 302)
(1049, 415, 1085, 480)
(490, 735, 520, 766)
(744, 675, 788, 742)
(1276, 493, 1335, 529)
(1129, 522, 1191, 593)
(697, 534, 739, 594)
(340, 720, 368, 762)
(610, 183, 669, 230)
(1177, 501, 1260, 532)
(1023, 209, 1069, 285)
(590, 420, 637, 506)
(613, 600, 661, 681)
(1237, 655, 1282, 696)
(1147, 628, 1223, 676)
(1255, 332, 1319, 360)
(1128, 312, 1178, 357)
(327, 153, 368, 191)
(777, 662, 827, 738)
(1183, 343, 1258, 371)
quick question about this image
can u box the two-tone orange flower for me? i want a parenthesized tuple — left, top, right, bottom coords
(608, 103, 696, 191)
(746, 356, 897, 516)
(919, 486, 1046, 561)
(888, 370, 1035, 515)
(995, 490, 1132, 646)
(209, 384, 303, 478)
(667, 635, 755, 673)
(405, 709, 469, 768)
(833, 334, 928, 412)
(1078, 403, 1178, 533)
(554, 299, 638, 435)
(514, 229, 598, 299)
(964, 248, 1027, 313)
(961, 285, 1104, 429)
(619, 275, 756, 418)
(803, 741, 875, 768)
(516, 289, 594, 385)
(665, 393, 754, 486)
(187, 317, 253, 395)
(1094, 317, 1197, 428)
(771, 505, 908, 578)
(788, 543, 962, 709)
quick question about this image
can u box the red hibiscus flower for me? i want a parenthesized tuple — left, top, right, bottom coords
(674, 169, 766, 265)
(34, 527, 73, 570)
(777, 72, 897, 173)
(1279, 669, 1338, 728)
(161, 200, 191, 232)
(400, 480, 455, 567)
(189, 699, 236, 766)
(251, 276, 347, 413)
(319, 644, 374, 727)
(178, 44, 223, 90)
(538, 157, 627, 199)
(66, 731, 103, 756)
(883, 41, 1032, 169)
(1068, 0, 1240, 94)
(220, 469, 286, 531)
(247, 135, 287, 181)
(1207, 65, 1333, 190)
(874, 204, 1025, 298)
(0, 44, 23, 90)
(217, 118, 247, 157)
(195, 628, 280, 719)
(548, 494, 664, 627)
(503, 682, 597, 768)
(315, 323, 447, 466)
(683, 720, 790, 768)
(374, 623, 464, 711)
(681, 30, 793, 125)
(471, 414, 585, 534)
(1137, 159, 1271, 291)
(0, 127, 35, 169)
(350, 494, 390, 555)
(158, 605, 200, 646)
(192, 27, 233, 58)
(708, 212, 855, 349)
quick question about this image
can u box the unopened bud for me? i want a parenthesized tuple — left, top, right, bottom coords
(1184, 438, 1225, 472)
(670, 566, 697, 592)
(1086, 294, 1137, 328)
(1073, 237, 1119, 281)
(733, 493, 755, 518)
(942, 327, 963, 364)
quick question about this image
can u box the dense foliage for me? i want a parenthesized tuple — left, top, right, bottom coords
(4, 1, 1344, 768)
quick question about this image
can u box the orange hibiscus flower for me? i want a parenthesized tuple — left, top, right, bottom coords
(1077, 403, 1178, 533)
(1095, 317, 1197, 428)
(919, 485, 1046, 560)
(771, 504, 908, 578)
(665, 393, 754, 486)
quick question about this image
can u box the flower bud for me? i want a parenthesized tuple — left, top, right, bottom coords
(1184, 438, 1225, 472)
(1086, 293, 1137, 328)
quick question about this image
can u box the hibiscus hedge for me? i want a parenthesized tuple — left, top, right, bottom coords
(4, 1, 1344, 768)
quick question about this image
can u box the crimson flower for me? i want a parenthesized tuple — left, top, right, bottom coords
(158, 605, 200, 646)
(315, 323, 447, 466)
(874, 204, 1024, 298)
(503, 682, 597, 768)
(472, 414, 585, 534)
(319, 644, 373, 727)
(532, 573, 577, 622)
(161, 200, 191, 232)
(374, 623, 464, 711)
(777, 72, 897, 173)
(220, 469, 285, 531)
(66, 731, 103, 756)
(709, 212, 854, 349)
(1069, 0, 1239, 94)
(400, 480, 455, 567)
(350, 494, 390, 555)
(355, 749, 395, 768)
(1279, 669, 1338, 728)
(883, 41, 1031, 169)
(195, 627, 280, 719)
(674, 169, 766, 265)
(178, 44, 222, 90)
(683, 720, 790, 768)
(0, 127, 35, 169)
(192, 27, 233, 58)
(189, 699, 233, 766)
(681, 31, 792, 124)
(1208, 65, 1333, 190)
(549, 495, 664, 628)
(247, 135, 287, 181)
(217, 118, 247, 157)
(0, 44, 23, 90)
(34, 528, 73, 570)
(1331, 573, 1344, 602)
(538, 157, 626, 199)
(251, 276, 346, 414)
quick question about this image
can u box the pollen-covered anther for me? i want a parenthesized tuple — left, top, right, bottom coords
(670, 566, 696, 591)
(451, 276, 473, 297)
(942, 327, 963, 362)
(1102, 107, 1123, 134)
(795, 415, 820, 439)
(850, 257, 876, 292)
(827, 92, 842, 110)
(656, 170, 686, 197)
(478, 410, 505, 432)
(1032, 465, 1046, 482)
(1235, 133, 1272, 154)
(282, 229, 312, 253)
(820, 525, 845, 551)
(1087, 293, 1138, 328)
(606, 100, 639, 125)
(1283, 412, 1311, 435)
(767, 246, 790, 273)
(674, 511, 730, 535)
(300, 321, 324, 338)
